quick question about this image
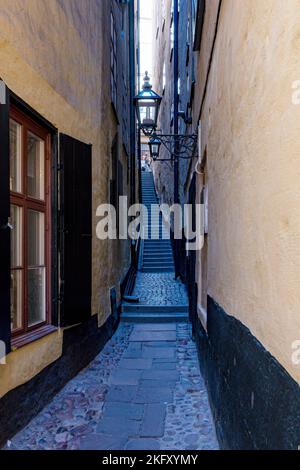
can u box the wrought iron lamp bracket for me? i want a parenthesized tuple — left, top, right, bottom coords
(151, 132, 198, 162)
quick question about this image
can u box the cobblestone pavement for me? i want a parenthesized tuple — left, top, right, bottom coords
(6, 322, 218, 450)
(133, 272, 189, 306)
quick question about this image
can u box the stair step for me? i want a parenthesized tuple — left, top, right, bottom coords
(142, 267, 174, 273)
(143, 247, 173, 256)
(144, 241, 172, 244)
(144, 238, 171, 245)
(142, 266, 174, 270)
(143, 247, 173, 250)
(143, 252, 173, 256)
(143, 262, 174, 266)
(143, 254, 173, 258)
(143, 253, 173, 258)
(122, 304, 188, 313)
(144, 246, 173, 254)
(121, 312, 188, 323)
(143, 255, 173, 258)
(143, 261, 174, 265)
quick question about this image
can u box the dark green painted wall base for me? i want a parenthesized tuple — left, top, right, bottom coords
(192, 296, 300, 450)
(0, 314, 118, 448)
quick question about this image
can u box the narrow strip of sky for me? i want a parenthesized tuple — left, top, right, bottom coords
(139, 0, 153, 86)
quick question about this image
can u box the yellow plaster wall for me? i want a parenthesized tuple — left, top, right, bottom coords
(0, 0, 130, 395)
(199, 0, 300, 384)
(0, 331, 63, 398)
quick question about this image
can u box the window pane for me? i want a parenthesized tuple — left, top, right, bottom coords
(27, 210, 45, 266)
(11, 270, 22, 330)
(9, 119, 22, 192)
(27, 132, 45, 199)
(28, 267, 46, 326)
(10, 205, 22, 267)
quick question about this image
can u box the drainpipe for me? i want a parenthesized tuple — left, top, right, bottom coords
(173, 0, 180, 278)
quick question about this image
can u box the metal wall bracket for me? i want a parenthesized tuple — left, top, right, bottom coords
(152, 132, 198, 162)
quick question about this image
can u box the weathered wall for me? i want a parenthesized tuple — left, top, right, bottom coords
(0, 0, 131, 396)
(200, 0, 300, 384)
(193, 0, 220, 123)
(152, 0, 200, 206)
(152, 0, 174, 205)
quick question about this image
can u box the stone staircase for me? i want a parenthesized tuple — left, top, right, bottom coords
(120, 171, 189, 323)
(140, 171, 174, 273)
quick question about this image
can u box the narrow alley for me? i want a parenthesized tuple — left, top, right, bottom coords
(5, 170, 218, 451)
(1, 0, 300, 456)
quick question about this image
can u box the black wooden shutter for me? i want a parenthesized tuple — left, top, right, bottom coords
(59, 134, 92, 326)
(0, 82, 11, 352)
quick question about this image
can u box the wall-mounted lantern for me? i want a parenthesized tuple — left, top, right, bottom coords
(148, 137, 162, 161)
(134, 72, 162, 136)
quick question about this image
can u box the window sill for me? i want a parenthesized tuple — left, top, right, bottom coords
(11, 325, 58, 350)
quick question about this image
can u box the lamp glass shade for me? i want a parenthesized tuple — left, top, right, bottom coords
(148, 137, 161, 160)
(134, 72, 162, 135)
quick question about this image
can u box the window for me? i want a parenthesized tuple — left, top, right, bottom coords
(162, 62, 166, 94)
(192, 0, 198, 39)
(186, 71, 190, 96)
(110, 11, 117, 109)
(10, 107, 50, 338)
(170, 101, 174, 130)
(186, 17, 190, 66)
(170, 13, 174, 61)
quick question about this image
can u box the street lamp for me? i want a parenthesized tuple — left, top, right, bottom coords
(134, 72, 162, 136)
(148, 137, 161, 161)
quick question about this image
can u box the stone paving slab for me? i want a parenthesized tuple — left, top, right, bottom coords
(105, 386, 138, 403)
(103, 403, 144, 420)
(118, 358, 153, 370)
(142, 369, 180, 381)
(125, 438, 160, 450)
(134, 323, 176, 331)
(140, 404, 166, 438)
(96, 416, 140, 437)
(142, 341, 177, 348)
(134, 387, 173, 404)
(140, 379, 177, 388)
(130, 331, 177, 342)
(152, 361, 177, 370)
(80, 433, 128, 451)
(109, 369, 142, 386)
(122, 343, 143, 358)
(142, 346, 176, 359)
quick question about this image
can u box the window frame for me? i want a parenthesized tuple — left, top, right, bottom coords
(110, 11, 118, 110)
(10, 105, 52, 341)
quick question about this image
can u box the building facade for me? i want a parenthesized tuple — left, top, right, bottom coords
(0, 0, 137, 444)
(152, 0, 300, 449)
